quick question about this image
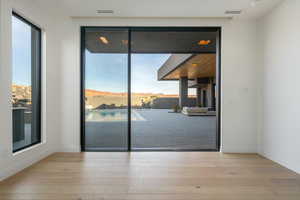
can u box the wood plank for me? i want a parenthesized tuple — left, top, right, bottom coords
(0, 152, 299, 200)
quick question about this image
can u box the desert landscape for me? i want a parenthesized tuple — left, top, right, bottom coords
(12, 85, 196, 110)
(12, 85, 32, 107)
(85, 89, 182, 109)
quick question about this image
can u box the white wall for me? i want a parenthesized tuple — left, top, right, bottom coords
(0, 0, 263, 180)
(258, 0, 300, 173)
(0, 0, 62, 180)
(59, 17, 259, 153)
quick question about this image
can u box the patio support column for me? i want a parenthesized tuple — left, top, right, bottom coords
(211, 83, 216, 110)
(196, 87, 202, 107)
(207, 84, 212, 108)
(179, 76, 188, 108)
(206, 78, 215, 109)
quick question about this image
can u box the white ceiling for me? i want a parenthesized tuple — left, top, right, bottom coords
(59, 0, 283, 19)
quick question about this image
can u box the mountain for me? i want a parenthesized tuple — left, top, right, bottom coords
(84, 89, 183, 109)
(85, 89, 127, 97)
(11, 85, 194, 109)
(12, 85, 31, 100)
(85, 89, 179, 98)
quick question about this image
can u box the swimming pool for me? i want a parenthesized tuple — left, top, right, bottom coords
(85, 109, 145, 122)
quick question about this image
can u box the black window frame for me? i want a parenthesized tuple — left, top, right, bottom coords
(12, 11, 42, 153)
(80, 26, 221, 152)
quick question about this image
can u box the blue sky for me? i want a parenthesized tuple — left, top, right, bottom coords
(85, 52, 181, 95)
(12, 16, 32, 86)
(132, 54, 178, 94)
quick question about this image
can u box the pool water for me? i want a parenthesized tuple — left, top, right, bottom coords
(85, 109, 145, 122)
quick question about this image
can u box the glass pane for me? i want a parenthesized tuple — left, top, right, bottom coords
(12, 14, 41, 152)
(131, 31, 217, 150)
(84, 28, 128, 151)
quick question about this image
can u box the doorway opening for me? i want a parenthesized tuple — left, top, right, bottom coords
(81, 27, 221, 151)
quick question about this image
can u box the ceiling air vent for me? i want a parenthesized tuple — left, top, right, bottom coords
(97, 10, 114, 14)
(225, 10, 242, 15)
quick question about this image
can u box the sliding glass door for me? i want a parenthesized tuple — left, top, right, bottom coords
(130, 30, 218, 150)
(82, 28, 129, 151)
(81, 27, 220, 151)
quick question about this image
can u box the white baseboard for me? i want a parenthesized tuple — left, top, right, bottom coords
(0, 149, 54, 181)
(259, 152, 300, 174)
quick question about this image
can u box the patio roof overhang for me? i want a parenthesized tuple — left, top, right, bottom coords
(84, 29, 217, 53)
(157, 54, 216, 81)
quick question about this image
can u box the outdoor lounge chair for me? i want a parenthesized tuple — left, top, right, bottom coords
(182, 107, 216, 116)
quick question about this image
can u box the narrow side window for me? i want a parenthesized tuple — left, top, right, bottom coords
(12, 12, 42, 153)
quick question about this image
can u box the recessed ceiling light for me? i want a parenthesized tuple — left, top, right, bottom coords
(99, 36, 109, 44)
(198, 40, 211, 46)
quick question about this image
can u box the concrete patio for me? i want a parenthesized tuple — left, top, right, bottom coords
(85, 109, 217, 150)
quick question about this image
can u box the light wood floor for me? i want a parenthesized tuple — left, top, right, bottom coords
(0, 152, 299, 200)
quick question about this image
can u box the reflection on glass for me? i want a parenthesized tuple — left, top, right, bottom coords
(84, 29, 128, 151)
(12, 14, 41, 152)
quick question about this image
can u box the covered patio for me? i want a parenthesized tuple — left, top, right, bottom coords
(158, 53, 217, 111)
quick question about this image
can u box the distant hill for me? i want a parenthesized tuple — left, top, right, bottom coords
(84, 89, 198, 109)
(85, 89, 127, 97)
(12, 84, 31, 100)
(85, 89, 179, 98)
(11, 85, 195, 109)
